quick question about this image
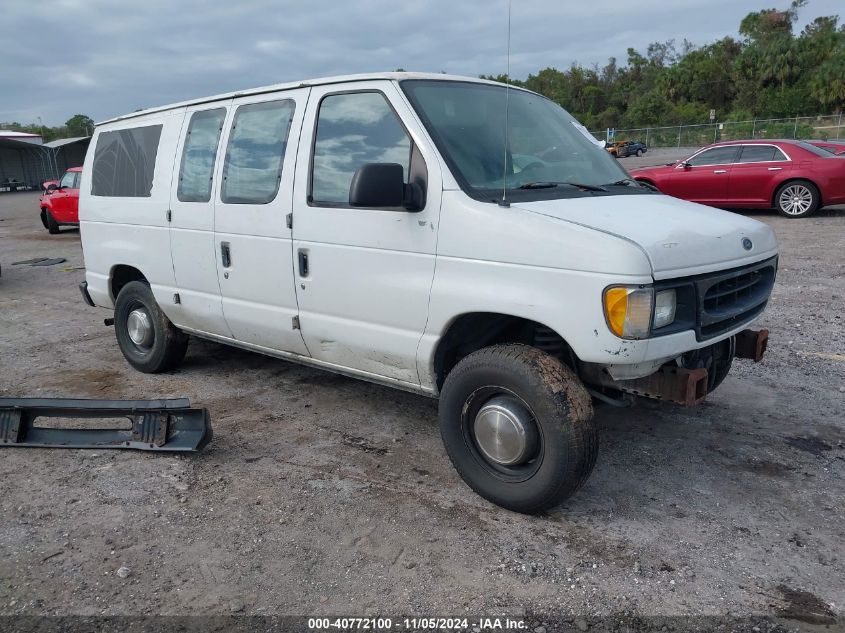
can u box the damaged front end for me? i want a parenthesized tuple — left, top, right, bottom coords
(582, 328, 769, 406)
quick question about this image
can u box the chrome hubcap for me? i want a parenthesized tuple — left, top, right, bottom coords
(779, 185, 812, 215)
(473, 395, 538, 466)
(127, 308, 154, 347)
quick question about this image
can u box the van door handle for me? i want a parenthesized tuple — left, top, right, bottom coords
(220, 242, 231, 268)
(298, 250, 309, 277)
(768, 167, 783, 171)
(713, 169, 727, 174)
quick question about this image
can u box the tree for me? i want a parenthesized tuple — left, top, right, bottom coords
(65, 114, 94, 137)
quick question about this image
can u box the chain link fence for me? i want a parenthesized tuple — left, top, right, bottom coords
(592, 113, 844, 147)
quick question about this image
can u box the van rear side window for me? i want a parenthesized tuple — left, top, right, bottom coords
(91, 125, 162, 197)
(221, 100, 295, 205)
(178, 108, 226, 203)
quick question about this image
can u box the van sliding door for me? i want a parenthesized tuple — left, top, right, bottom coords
(212, 89, 310, 355)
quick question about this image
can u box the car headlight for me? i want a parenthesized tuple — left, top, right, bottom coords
(603, 286, 653, 339)
(603, 286, 678, 339)
(653, 289, 677, 330)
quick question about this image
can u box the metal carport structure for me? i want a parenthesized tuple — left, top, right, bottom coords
(0, 136, 89, 191)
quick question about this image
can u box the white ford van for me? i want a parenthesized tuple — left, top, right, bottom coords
(79, 73, 777, 512)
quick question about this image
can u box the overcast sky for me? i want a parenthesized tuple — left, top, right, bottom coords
(0, 0, 841, 126)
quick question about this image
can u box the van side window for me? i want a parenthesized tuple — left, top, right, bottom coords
(311, 92, 410, 206)
(221, 100, 295, 205)
(91, 125, 163, 197)
(178, 108, 226, 202)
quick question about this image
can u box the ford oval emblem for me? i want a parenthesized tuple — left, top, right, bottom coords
(742, 238, 753, 251)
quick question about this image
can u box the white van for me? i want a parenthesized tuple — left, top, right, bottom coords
(79, 73, 778, 512)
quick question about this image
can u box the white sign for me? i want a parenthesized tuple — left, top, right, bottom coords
(709, 109, 716, 122)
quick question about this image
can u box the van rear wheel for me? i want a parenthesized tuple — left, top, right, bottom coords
(439, 344, 596, 513)
(114, 281, 188, 373)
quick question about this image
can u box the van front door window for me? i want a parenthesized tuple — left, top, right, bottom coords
(310, 92, 410, 206)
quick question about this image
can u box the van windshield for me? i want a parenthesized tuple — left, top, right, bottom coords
(401, 80, 637, 202)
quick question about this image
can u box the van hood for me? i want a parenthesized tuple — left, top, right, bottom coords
(512, 193, 778, 279)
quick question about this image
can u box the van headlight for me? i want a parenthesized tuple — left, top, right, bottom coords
(653, 289, 677, 330)
(603, 286, 677, 339)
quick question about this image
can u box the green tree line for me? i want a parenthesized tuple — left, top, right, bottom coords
(485, 1, 844, 131)
(0, 114, 94, 142)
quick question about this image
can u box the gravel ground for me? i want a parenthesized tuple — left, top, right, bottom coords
(0, 184, 843, 630)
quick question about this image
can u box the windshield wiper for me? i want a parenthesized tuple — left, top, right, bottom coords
(518, 181, 607, 192)
(604, 178, 640, 187)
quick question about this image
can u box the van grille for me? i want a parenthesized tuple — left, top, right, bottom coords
(695, 259, 776, 340)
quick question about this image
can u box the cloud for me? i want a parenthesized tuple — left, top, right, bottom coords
(66, 72, 97, 88)
(1, 0, 842, 125)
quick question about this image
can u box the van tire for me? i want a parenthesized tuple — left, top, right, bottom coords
(439, 344, 596, 514)
(114, 281, 188, 373)
(45, 210, 60, 234)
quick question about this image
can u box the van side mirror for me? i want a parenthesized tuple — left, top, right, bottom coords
(46, 183, 58, 192)
(349, 163, 423, 211)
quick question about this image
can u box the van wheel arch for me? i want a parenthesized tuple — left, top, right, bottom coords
(110, 265, 148, 303)
(433, 313, 578, 392)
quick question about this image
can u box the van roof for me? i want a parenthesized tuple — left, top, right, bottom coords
(97, 72, 516, 126)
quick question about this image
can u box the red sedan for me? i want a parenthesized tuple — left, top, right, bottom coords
(630, 140, 845, 218)
(39, 167, 82, 233)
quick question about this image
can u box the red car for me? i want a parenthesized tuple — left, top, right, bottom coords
(630, 140, 845, 218)
(39, 167, 81, 233)
(810, 140, 845, 156)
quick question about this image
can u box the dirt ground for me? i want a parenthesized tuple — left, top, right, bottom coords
(1, 177, 843, 630)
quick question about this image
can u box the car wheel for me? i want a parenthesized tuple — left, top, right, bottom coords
(40, 208, 49, 230)
(114, 281, 188, 373)
(45, 210, 60, 234)
(775, 180, 819, 218)
(439, 344, 597, 514)
(636, 149, 643, 157)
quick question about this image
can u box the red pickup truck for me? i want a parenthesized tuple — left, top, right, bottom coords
(40, 167, 81, 234)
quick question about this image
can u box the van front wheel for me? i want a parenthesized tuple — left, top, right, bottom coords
(114, 281, 188, 373)
(439, 344, 596, 514)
